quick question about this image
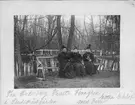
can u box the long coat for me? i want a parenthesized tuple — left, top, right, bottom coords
(64, 61, 76, 79)
(63, 52, 76, 79)
(83, 52, 95, 75)
(71, 52, 86, 77)
(57, 52, 69, 78)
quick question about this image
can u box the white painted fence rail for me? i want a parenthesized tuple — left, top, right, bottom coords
(35, 49, 102, 56)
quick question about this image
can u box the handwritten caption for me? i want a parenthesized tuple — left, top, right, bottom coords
(3, 89, 135, 105)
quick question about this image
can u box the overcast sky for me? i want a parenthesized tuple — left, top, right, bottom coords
(62, 15, 101, 30)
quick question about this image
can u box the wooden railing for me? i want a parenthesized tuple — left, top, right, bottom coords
(15, 49, 119, 77)
(36, 49, 59, 56)
(15, 61, 34, 77)
(35, 49, 102, 55)
(96, 56, 119, 71)
(35, 49, 117, 56)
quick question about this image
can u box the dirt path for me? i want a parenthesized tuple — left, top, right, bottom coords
(15, 71, 120, 88)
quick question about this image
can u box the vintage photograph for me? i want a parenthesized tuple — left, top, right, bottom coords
(14, 15, 120, 88)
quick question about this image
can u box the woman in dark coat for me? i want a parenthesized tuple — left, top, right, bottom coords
(63, 51, 76, 79)
(57, 46, 69, 78)
(83, 52, 94, 76)
(83, 45, 97, 75)
(72, 49, 86, 77)
(57, 46, 76, 78)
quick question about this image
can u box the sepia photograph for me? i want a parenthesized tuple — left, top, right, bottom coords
(14, 15, 120, 88)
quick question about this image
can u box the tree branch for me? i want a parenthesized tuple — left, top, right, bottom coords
(84, 16, 89, 37)
(75, 25, 87, 43)
(35, 27, 58, 51)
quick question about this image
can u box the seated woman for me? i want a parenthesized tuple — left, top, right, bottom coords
(57, 46, 76, 79)
(63, 51, 76, 79)
(71, 48, 86, 77)
(83, 46, 97, 75)
(57, 45, 69, 78)
(83, 52, 94, 76)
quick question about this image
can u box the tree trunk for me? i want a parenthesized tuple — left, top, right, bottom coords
(57, 15, 63, 50)
(99, 15, 102, 50)
(111, 16, 114, 55)
(14, 36, 18, 76)
(91, 16, 95, 35)
(47, 16, 52, 49)
(15, 34, 23, 76)
(67, 15, 75, 51)
(15, 16, 28, 76)
(14, 16, 23, 76)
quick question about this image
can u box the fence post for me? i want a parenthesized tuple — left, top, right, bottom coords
(16, 62, 19, 77)
(50, 58, 55, 72)
(26, 63, 28, 76)
(28, 63, 30, 76)
(24, 63, 26, 76)
(42, 49, 43, 55)
(43, 59, 48, 80)
(50, 50, 52, 56)
(104, 60, 108, 70)
(100, 50, 102, 56)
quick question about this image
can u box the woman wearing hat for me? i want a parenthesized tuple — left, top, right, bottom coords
(72, 47, 86, 77)
(83, 44, 97, 75)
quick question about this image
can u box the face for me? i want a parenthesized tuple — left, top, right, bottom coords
(62, 48, 67, 52)
(73, 49, 78, 53)
(86, 49, 91, 52)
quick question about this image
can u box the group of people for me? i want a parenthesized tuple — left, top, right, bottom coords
(57, 44, 98, 79)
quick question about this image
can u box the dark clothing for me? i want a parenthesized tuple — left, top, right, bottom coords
(71, 52, 86, 77)
(58, 51, 86, 78)
(83, 52, 95, 63)
(92, 64, 99, 74)
(83, 61, 93, 75)
(57, 52, 76, 78)
(72, 52, 83, 63)
(64, 62, 76, 79)
(58, 52, 69, 62)
(64, 52, 84, 78)
(57, 52, 69, 78)
(74, 63, 86, 77)
(83, 52, 97, 75)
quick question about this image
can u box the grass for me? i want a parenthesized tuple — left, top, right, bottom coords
(14, 71, 120, 88)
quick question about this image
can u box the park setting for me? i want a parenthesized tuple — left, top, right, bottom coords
(14, 15, 120, 88)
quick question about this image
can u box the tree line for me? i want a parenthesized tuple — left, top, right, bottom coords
(14, 15, 120, 53)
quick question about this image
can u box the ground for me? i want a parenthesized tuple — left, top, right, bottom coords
(14, 71, 120, 88)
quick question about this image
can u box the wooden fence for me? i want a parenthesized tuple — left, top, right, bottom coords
(35, 49, 104, 56)
(14, 49, 119, 77)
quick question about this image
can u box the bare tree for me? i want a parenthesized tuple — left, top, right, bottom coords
(99, 15, 102, 50)
(84, 16, 89, 37)
(14, 15, 27, 76)
(90, 16, 95, 35)
(57, 15, 63, 50)
(67, 15, 75, 51)
(14, 16, 21, 76)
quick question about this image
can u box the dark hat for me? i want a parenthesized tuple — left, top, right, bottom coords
(88, 44, 91, 47)
(86, 44, 91, 49)
(61, 45, 66, 49)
